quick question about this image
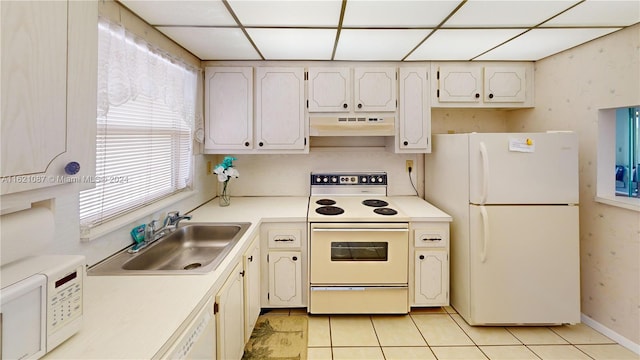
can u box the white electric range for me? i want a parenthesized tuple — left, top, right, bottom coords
(307, 172, 410, 314)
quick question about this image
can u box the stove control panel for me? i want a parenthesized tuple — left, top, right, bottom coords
(311, 173, 387, 186)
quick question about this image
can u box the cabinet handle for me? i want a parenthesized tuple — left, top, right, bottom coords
(403, 141, 409, 146)
(419, 255, 425, 260)
(274, 238, 295, 242)
(488, 93, 494, 99)
(292, 256, 298, 261)
(240, 270, 245, 277)
(357, 103, 363, 109)
(248, 255, 253, 262)
(259, 142, 264, 147)
(422, 237, 442, 242)
(343, 103, 348, 109)
(244, 141, 250, 147)
(65, 161, 80, 175)
(475, 93, 480, 98)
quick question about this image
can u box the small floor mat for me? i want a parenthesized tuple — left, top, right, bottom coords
(242, 315, 308, 360)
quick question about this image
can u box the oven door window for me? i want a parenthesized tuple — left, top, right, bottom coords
(331, 242, 388, 261)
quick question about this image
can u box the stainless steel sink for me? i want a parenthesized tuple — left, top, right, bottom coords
(88, 222, 251, 275)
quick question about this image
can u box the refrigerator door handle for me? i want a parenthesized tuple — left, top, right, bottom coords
(479, 142, 489, 204)
(480, 205, 489, 263)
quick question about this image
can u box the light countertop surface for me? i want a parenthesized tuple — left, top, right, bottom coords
(44, 195, 449, 359)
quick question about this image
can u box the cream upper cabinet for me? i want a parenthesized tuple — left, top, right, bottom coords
(204, 66, 307, 153)
(308, 67, 397, 113)
(1, 0, 98, 194)
(432, 62, 533, 108)
(354, 67, 397, 112)
(307, 67, 351, 112)
(204, 67, 253, 151)
(397, 67, 431, 153)
(255, 67, 307, 151)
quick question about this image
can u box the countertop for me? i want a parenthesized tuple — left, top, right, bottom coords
(44, 195, 449, 359)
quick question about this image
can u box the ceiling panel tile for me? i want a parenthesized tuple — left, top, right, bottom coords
(407, 29, 525, 60)
(228, 0, 342, 26)
(121, 0, 236, 26)
(543, 0, 640, 27)
(343, 0, 462, 27)
(445, 0, 580, 27)
(246, 29, 336, 60)
(157, 27, 261, 60)
(476, 28, 621, 60)
(335, 29, 431, 60)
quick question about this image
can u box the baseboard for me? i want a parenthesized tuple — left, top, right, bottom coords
(581, 313, 640, 355)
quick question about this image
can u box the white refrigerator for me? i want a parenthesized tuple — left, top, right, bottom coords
(425, 132, 580, 325)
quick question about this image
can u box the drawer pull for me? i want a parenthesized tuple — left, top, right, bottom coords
(422, 237, 442, 242)
(274, 238, 295, 242)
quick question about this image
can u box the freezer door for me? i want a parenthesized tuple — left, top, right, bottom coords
(469, 133, 579, 205)
(468, 205, 580, 325)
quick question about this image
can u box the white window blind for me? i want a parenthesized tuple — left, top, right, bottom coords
(80, 18, 197, 228)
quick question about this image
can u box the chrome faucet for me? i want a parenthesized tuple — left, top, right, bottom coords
(128, 211, 192, 254)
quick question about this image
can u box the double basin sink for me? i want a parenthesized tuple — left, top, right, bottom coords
(89, 222, 250, 275)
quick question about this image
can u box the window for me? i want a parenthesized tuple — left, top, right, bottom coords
(79, 18, 197, 228)
(615, 107, 639, 198)
(596, 106, 640, 211)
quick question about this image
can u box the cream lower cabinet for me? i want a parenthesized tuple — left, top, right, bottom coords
(216, 262, 245, 360)
(243, 236, 261, 342)
(261, 223, 307, 307)
(411, 223, 450, 307)
(1, 0, 97, 194)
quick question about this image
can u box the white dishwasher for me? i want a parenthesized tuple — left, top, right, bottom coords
(163, 297, 216, 359)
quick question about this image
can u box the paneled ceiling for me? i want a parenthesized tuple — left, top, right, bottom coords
(119, 0, 639, 61)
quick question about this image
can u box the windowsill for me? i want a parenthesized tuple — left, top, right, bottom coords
(595, 195, 640, 212)
(80, 190, 197, 242)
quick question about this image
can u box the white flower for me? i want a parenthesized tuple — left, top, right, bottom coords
(226, 167, 240, 178)
(213, 166, 225, 175)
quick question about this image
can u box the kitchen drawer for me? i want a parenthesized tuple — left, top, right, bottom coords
(414, 223, 449, 248)
(268, 228, 302, 248)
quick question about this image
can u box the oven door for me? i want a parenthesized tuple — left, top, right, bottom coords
(310, 223, 409, 284)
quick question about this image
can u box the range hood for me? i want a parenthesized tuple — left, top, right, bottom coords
(309, 116, 395, 137)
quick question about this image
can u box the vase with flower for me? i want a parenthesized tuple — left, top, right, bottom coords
(214, 156, 239, 207)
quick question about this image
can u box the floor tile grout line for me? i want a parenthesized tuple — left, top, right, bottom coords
(408, 312, 432, 347)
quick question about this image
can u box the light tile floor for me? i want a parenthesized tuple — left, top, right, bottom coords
(261, 308, 639, 360)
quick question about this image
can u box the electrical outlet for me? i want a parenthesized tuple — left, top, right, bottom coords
(406, 160, 413, 172)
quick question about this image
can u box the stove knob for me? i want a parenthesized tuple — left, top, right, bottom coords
(361, 177, 367, 183)
(331, 177, 337, 183)
(377, 176, 384, 183)
(316, 177, 322, 183)
(322, 177, 328, 183)
(351, 177, 356, 182)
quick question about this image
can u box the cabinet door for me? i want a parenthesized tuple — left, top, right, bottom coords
(268, 251, 302, 306)
(216, 263, 245, 360)
(399, 67, 431, 152)
(437, 66, 482, 103)
(354, 67, 397, 112)
(1, 1, 65, 194)
(243, 237, 261, 342)
(204, 67, 253, 151)
(415, 250, 449, 305)
(483, 66, 526, 103)
(255, 67, 306, 150)
(308, 67, 351, 112)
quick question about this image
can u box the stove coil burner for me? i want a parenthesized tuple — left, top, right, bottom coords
(316, 206, 345, 216)
(316, 199, 336, 206)
(373, 207, 398, 216)
(362, 199, 389, 207)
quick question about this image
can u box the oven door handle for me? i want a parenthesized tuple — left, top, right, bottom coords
(312, 228, 408, 232)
